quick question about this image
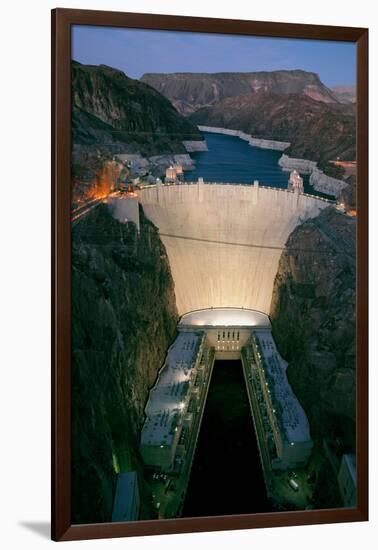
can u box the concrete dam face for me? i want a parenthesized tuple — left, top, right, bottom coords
(138, 183, 329, 316)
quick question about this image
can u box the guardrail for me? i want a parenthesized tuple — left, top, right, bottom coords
(137, 181, 336, 204)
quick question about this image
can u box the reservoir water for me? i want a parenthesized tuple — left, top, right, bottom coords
(182, 360, 271, 518)
(187, 131, 317, 194)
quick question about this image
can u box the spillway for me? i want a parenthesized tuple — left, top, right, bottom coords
(139, 183, 330, 315)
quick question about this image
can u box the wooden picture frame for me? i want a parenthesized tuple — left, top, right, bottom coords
(52, 8, 368, 541)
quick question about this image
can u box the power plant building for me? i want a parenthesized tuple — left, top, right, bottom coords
(140, 331, 213, 472)
(244, 330, 313, 471)
(140, 307, 313, 476)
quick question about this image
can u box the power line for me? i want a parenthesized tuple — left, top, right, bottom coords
(158, 232, 343, 255)
(73, 223, 351, 256)
(71, 195, 354, 256)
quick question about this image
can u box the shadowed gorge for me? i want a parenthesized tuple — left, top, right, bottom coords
(270, 208, 356, 447)
(71, 205, 178, 523)
(182, 360, 270, 517)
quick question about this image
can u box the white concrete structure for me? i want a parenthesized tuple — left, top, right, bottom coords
(288, 170, 304, 194)
(279, 155, 348, 198)
(179, 307, 270, 328)
(139, 182, 329, 315)
(179, 308, 271, 359)
(140, 331, 205, 470)
(338, 454, 356, 507)
(140, 307, 313, 478)
(250, 330, 313, 469)
(107, 195, 140, 232)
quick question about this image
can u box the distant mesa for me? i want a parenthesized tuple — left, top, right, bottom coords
(140, 70, 340, 115)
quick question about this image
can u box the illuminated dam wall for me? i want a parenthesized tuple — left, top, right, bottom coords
(137, 183, 330, 316)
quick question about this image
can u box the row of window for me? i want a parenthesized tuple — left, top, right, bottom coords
(217, 330, 240, 341)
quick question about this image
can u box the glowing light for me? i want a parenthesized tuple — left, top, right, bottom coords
(179, 308, 271, 328)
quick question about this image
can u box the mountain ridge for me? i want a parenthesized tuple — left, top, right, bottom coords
(188, 92, 355, 169)
(141, 70, 339, 115)
(72, 61, 203, 156)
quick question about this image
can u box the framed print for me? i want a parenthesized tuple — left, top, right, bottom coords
(51, 8, 368, 542)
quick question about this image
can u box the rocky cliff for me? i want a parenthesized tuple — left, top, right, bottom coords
(330, 85, 356, 104)
(340, 175, 357, 212)
(270, 208, 356, 451)
(72, 61, 203, 156)
(141, 70, 339, 115)
(71, 205, 178, 524)
(189, 93, 355, 169)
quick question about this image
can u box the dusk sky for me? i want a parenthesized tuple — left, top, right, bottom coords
(72, 26, 356, 87)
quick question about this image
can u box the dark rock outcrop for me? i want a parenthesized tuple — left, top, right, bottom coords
(189, 93, 355, 168)
(141, 70, 339, 115)
(71, 205, 178, 524)
(72, 61, 203, 156)
(340, 175, 357, 212)
(270, 208, 356, 449)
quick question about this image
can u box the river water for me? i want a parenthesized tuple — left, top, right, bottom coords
(182, 360, 271, 518)
(187, 131, 317, 193)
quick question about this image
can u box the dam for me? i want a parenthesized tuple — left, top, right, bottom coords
(137, 181, 330, 315)
(108, 181, 332, 517)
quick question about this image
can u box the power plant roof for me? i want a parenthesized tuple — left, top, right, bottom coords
(141, 331, 202, 447)
(255, 330, 311, 443)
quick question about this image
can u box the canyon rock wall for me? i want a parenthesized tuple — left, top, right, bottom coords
(72, 61, 203, 157)
(189, 93, 355, 171)
(71, 205, 178, 524)
(270, 208, 356, 447)
(141, 70, 339, 115)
